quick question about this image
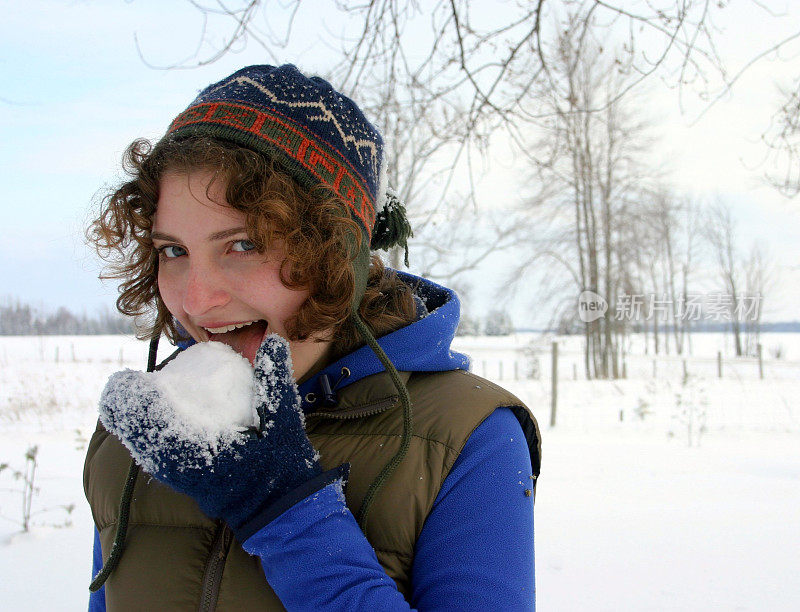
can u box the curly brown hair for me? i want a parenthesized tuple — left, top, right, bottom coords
(88, 136, 418, 359)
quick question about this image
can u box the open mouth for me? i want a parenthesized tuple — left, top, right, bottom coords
(202, 319, 269, 366)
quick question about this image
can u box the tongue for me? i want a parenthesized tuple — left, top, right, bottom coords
(211, 321, 269, 366)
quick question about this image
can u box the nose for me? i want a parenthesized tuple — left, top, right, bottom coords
(181, 261, 231, 317)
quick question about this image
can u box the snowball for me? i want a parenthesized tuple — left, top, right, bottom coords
(153, 341, 257, 441)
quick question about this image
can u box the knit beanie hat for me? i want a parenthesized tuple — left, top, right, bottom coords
(164, 64, 412, 311)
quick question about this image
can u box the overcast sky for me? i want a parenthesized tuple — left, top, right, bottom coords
(2, 1, 799, 325)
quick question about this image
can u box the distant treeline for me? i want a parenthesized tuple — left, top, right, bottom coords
(522, 321, 800, 335)
(455, 309, 515, 336)
(0, 300, 132, 335)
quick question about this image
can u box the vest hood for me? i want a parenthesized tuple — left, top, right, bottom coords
(298, 272, 470, 411)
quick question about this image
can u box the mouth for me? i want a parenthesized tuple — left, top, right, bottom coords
(200, 319, 270, 366)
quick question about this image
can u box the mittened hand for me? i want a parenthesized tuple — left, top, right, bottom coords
(98, 335, 322, 536)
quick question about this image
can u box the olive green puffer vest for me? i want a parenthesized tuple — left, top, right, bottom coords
(85, 367, 541, 611)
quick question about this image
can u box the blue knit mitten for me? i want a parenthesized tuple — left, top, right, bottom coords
(99, 335, 340, 541)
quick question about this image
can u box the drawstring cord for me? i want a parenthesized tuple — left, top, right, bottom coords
(89, 461, 139, 591)
(89, 335, 158, 592)
(350, 311, 413, 531)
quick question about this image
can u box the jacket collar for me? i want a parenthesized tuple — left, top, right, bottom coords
(298, 272, 469, 414)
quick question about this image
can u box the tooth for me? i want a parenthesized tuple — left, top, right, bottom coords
(203, 320, 258, 334)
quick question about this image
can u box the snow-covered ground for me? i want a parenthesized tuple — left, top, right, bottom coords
(1, 334, 798, 610)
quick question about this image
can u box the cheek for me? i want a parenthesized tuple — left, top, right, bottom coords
(156, 267, 184, 315)
(279, 290, 309, 318)
(245, 271, 309, 320)
(281, 286, 311, 321)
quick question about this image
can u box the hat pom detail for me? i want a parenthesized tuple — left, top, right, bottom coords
(371, 188, 413, 266)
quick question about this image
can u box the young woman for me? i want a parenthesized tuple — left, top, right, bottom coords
(85, 64, 541, 611)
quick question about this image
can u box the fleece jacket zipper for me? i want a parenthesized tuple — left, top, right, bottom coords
(198, 522, 232, 612)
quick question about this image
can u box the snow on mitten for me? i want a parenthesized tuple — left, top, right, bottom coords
(99, 335, 330, 541)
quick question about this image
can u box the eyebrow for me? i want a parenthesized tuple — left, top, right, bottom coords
(150, 227, 248, 242)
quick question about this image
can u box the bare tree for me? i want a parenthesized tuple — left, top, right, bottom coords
(677, 196, 702, 355)
(655, 191, 679, 354)
(742, 242, 772, 356)
(511, 18, 657, 379)
(340, 66, 471, 270)
(762, 79, 800, 196)
(704, 200, 744, 356)
(645, 190, 702, 356)
(634, 196, 667, 355)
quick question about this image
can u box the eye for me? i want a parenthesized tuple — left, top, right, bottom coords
(158, 245, 187, 259)
(231, 239, 257, 253)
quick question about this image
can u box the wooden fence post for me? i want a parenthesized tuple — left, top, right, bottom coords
(717, 351, 722, 378)
(550, 342, 558, 427)
(757, 343, 763, 379)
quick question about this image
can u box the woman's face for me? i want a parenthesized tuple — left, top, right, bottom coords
(152, 169, 328, 373)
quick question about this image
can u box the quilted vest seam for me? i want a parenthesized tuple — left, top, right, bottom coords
(311, 430, 460, 453)
(100, 522, 214, 531)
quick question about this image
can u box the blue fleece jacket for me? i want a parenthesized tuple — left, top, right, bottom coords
(90, 273, 535, 611)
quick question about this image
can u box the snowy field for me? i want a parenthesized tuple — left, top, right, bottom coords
(1, 333, 798, 610)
